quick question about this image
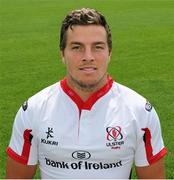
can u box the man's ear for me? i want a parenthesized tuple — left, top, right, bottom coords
(108, 51, 112, 63)
(61, 51, 65, 64)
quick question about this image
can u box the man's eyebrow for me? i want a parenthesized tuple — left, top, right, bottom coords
(70, 42, 83, 45)
(93, 41, 106, 45)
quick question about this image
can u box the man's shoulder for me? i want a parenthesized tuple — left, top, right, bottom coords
(112, 82, 145, 102)
(112, 81, 152, 113)
(25, 81, 61, 110)
(31, 81, 60, 100)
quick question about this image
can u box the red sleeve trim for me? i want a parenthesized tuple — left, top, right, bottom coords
(6, 147, 28, 165)
(142, 128, 167, 165)
(6, 129, 33, 165)
(148, 147, 167, 165)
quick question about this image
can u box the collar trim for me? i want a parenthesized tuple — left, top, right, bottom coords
(60, 76, 113, 111)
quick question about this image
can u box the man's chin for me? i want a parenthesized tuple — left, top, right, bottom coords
(76, 80, 98, 90)
(68, 73, 107, 92)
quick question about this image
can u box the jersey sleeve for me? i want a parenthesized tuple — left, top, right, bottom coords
(134, 103, 167, 167)
(6, 101, 38, 165)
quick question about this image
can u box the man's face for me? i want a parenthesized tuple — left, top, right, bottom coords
(61, 25, 111, 90)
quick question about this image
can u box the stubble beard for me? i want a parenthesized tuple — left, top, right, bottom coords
(69, 72, 107, 92)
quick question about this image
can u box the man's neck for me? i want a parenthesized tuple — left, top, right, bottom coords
(66, 75, 108, 102)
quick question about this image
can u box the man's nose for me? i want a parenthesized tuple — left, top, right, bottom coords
(82, 48, 94, 62)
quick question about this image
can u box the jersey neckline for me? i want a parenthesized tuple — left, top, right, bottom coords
(60, 76, 113, 111)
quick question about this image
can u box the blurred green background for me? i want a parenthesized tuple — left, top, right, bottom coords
(0, 0, 173, 178)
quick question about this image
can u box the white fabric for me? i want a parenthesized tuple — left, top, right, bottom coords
(8, 81, 166, 179)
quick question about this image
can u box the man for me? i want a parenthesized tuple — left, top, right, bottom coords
(6, 8, 167, 179)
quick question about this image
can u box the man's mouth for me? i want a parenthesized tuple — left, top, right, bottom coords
(79, 67, 97, 72)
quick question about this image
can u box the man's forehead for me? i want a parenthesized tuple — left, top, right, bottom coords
(70, 41, 106, 45)
(67, 24, 106, 33)
(66, 25, 107, 43)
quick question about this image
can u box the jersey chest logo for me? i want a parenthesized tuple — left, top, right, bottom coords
(105, 126, 124, 150)
(41, 127, 59, 146)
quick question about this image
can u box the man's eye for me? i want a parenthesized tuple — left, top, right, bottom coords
(72, 46, 81, 50)
(95, 45, 104, 50)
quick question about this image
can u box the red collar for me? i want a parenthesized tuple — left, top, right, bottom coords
(60, 76, 113, 111)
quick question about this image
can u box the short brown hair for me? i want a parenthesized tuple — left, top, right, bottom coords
(60, 8, 112, 52)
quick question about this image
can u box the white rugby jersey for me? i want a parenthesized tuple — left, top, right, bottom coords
(7, 76, 167, 179)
